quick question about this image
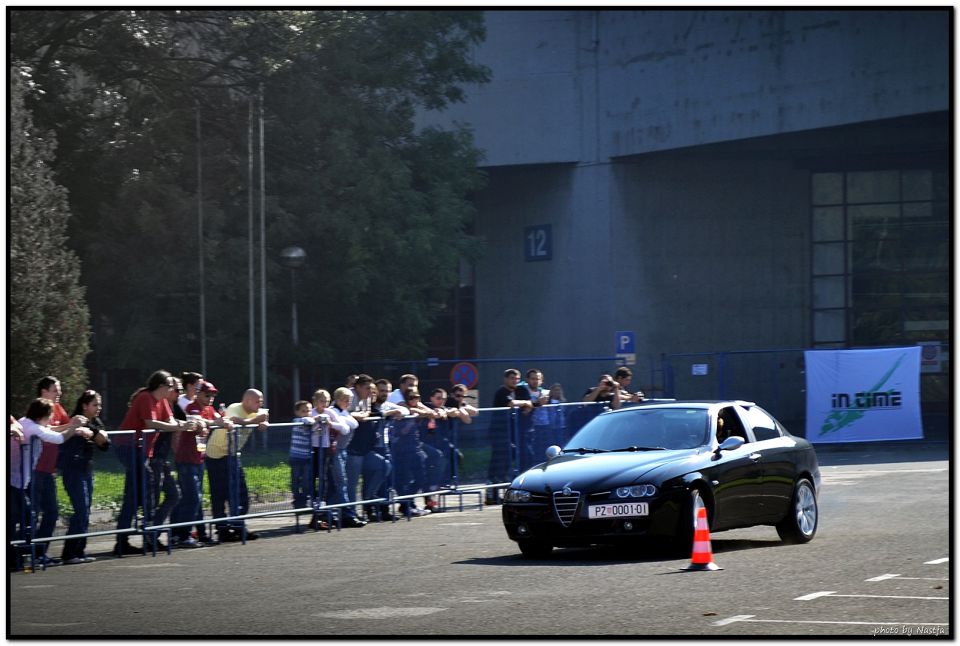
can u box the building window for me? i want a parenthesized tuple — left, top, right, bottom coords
(810, 169, 949, 348)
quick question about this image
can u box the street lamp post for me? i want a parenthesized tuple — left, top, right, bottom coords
(280, 246, 307, 403)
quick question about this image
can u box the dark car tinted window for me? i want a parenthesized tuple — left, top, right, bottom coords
(744, 406, 781, 441)
(565, 408, 709, 451)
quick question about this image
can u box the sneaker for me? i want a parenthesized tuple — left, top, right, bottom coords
(82, 556, 96, 563)
(113, 541, 142, 556)
(176, 537, 202, 549)
(379, 506, 400, 521)
(199, 536, 220, 547)
(218, 530, 241, 543)
(36, 555, 61, 567)
(424, 498, 441, 512)
(64, 557, 86, 565)
(143, 536, 166, 551)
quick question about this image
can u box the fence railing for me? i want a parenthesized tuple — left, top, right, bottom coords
(9, 401, 612, 572)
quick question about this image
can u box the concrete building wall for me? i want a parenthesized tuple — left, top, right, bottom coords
(420, 10, 949, 166)
(471, 152, 810, 393)
(608, 156, 810, 357)
(419, 9, 949, 402)
(599, 10, 949, 157)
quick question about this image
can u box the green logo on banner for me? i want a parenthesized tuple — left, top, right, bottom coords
(820, 353, 906, 436)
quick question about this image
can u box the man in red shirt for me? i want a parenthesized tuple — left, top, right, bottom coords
(171, 380, 231, 547)
(33, 377, 86, 565)
(113, 370, 194, 556)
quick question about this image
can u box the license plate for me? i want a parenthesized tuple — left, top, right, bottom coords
(588, 502, 649, 518)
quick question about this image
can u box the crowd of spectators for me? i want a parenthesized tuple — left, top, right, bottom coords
(9, 365, 642, 570)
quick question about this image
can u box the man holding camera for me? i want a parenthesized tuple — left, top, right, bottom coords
(582, 374, 623, 410)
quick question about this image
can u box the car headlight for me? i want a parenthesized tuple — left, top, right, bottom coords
(504, 489, 532, 503)
(615, 484, 657, 498)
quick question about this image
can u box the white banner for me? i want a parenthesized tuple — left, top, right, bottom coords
(804, 347, 923, 443)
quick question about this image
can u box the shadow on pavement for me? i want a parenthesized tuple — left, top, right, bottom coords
(456, 536, 783, 567)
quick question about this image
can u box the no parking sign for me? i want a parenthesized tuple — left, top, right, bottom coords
(450, 362, 479, 389)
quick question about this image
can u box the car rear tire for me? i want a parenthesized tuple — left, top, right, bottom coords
(776, 477, 818, 543)
(517, 539, 553, 559)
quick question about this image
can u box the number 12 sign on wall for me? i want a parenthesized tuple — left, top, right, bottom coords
(524, 224, 552, 262)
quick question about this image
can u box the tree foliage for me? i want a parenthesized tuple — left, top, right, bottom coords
(10, 10, 489, 412)
(9, 68, 91, 414)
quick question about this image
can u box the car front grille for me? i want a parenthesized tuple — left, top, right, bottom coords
(553, 491, 581, 527)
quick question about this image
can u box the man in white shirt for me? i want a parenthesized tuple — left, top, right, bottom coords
(387, 374, 419, 405)
(323, 387, 365, 527)
(10, 399, 90, 570)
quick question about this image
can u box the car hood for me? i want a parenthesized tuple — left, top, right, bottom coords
(512, 450, 698, 492)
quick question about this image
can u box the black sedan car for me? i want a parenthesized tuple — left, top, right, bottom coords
(502, 400, 820, 558)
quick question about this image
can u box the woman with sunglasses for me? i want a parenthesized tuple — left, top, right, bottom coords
(59, 390, 111, 564)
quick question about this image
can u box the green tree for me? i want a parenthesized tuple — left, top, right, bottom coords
(10, 10, 489, 413)
(9, 67, 91, 414)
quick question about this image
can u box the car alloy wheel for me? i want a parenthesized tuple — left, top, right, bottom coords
(776, 477, 818, 543)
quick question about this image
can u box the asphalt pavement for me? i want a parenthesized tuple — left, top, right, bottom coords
(8, 440, 951, 638)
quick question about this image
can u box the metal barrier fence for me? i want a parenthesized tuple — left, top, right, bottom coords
(661, 349, 808, 432)
(9, 402, 610, 572)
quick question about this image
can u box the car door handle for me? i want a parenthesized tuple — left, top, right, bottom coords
(749, 453, 762, 462)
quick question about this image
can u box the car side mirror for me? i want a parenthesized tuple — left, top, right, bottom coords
(717, 436, 745, 453)
(545, 445, 562, 461)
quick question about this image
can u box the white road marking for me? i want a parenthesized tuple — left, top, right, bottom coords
(313, 607, 447, 619)
(802, 592, 947, 601)
(20, 585, 55, 589)
(839, 593, 949, 600)
(795, 591, 836, 601)
(816, 594, 950, 601)
(23, 622, 87, 627)
(111, 562, 184, 569)
(823, 468, 946, 475)
(820, 468, 946, 486)
(925, 557, 949, 565)
(712, 614, 755, 626)
(866, 574, 948, 582)
(436, 523, 484, 526)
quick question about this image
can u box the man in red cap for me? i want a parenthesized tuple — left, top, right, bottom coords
(171, 381, 231, 547)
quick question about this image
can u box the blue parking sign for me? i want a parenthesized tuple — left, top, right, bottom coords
(615, 331, 635, 354)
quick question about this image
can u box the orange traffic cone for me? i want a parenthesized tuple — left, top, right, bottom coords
(681, 496, 722, 571)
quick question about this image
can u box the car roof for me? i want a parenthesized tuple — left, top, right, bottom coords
(609, 400, 758, 413)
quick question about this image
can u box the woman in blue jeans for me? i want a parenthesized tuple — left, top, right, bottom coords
(59, 390, 110, 564)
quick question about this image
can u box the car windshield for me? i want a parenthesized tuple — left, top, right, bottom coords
(564, 407, 710, 451)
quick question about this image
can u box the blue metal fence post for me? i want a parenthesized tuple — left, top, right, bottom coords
(717, 352, 727, 400)
(227, 428, 239, 539)
(381, 416, 397, 523)
(661, 354, 674, 398)
(138, 432, 151, 554)
(450, 418, 459, 489)
(24, 439, 38, 571)
(509, 407, 519, 479)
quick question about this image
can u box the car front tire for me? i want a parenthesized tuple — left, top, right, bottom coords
(776, 477, 818, 543)
(517, 539, 553, 559)
(671, 488, 705, 557)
